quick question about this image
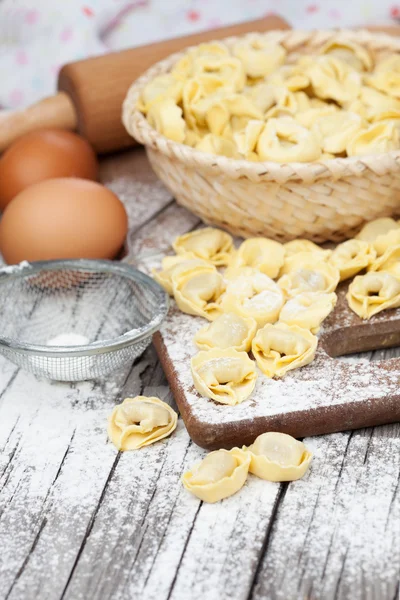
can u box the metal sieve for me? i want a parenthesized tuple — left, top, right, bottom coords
(0, 259, 168, 381)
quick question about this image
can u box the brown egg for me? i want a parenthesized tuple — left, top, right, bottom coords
(0, 178, 128, 264)
(0, 130, 98, 209)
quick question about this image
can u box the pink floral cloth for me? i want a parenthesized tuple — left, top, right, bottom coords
(0, 0, 398, 109)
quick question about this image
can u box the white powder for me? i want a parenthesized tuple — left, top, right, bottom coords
(46, 333, 90, 346)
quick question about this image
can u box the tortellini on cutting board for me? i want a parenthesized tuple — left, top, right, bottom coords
(152, 256, 209, 295)
(172, 262, 225, 320)
(284, 239, 331, 259)
(191, 348, 257, 405)
(182, 448, 250, 503)
(194, 312, 257, 352)
(278, 261, 340, 298)
(173, 227, 234, 266)
(279, 292, 337, 333)
(231, 236, 285, 278)
(346, 271, 400, 319)
(251, 322, 318, 378)
(246, 432, 312, 482)
(329, 239, 376, 280)
(108, 396, 178, 451)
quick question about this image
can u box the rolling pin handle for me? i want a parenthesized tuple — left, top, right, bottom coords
(0, 92, 77, 153)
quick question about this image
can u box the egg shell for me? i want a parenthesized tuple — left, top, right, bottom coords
(0, 178, 128, 264)
(0, 129, 98, 209)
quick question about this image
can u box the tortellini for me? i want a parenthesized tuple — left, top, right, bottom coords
(191, 348, 257, 405)
(256, 117, 321, 162)
(172, 263, 224, 320)
(138, 74, 183, 113)
(195, 134, 239, 157)
(246, 432, 312, 482)
(152, 256, 207, 295)
(320, 39, 373, 72)
(367, 55, 400, 99)
(369, 246, 400, 277)
(251, 323, 318, 378)
(346, 271, 400, 319)
(182, 448, 250, 503)
(194, 312, 257, 352)
(222, 270, 284, 327)
(146, 97, 186, 143)
(329, 239, 376, 280)
(232, 38, 286, 79)
(306, 56, 361, 105)
(355, 217, 400, 243)
(108, 396, 178, 450)
(372, 227, 400, 258)
(279, 292, 337, 333)
(284, 239, 331, 259)
(278, 260, 340, 297)
(312, 111, 363, 154)
(231, 237, 285, 278)
(173, 227, 234, 266)
(346, 122, 400, 156)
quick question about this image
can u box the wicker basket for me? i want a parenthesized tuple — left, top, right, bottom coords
(123, 29, 400, 243)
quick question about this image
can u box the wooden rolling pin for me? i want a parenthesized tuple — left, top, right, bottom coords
(0, 15, 288, 155)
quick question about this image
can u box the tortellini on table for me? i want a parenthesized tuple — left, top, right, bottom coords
(278, 292, 337, 334)
(172, 262, 225, 320)
(346, 271, 400, 319)
(245, 432, 312, 482)
(329, 239, 376, 280)
(173, 227, 234, 266)
(283, 239, 331, 259)
(194, 312, 257, 352)
(231, 236, 285, 279)
(368, 246, 400, 277)
(108, 396, 178, 451)
(152, 256, 208, 295)
(355, 217, 400, 243)
(182, 448, 250, 503)
(372, 227, 400, 258)
(278, 259, 340, 297)
(191, 348, 257, 405)
(251, 322, 318, 378)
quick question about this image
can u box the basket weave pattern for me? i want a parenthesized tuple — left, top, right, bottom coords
(123, 30, 400, 243)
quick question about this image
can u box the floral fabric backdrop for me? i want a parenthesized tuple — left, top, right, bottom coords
(0, 0, 399, 109)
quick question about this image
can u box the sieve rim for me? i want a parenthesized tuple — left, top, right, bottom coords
(0, 259, 168, 358)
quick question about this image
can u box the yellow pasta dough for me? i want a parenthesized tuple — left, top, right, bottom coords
(278, 292, 337, 333)
(312, 111, 363, 154)
(347, 271, 400, 319)
(256, 117, 321, 162)
(222, 270, 284, 327)
(182, 448, 250, 503)
(329, 239, 376, 280)
(355, 217, 400, 243)
(172, 263, 225, 320)
(246, 432, 312, 482)
(173, 227, 234, 266)
(231, 237, 285, 278)
(251, 322, 318, 378)
(108, 396, 178, 451)
(194, 312, 257, 352)
(191, 348, 257, 405)
(232, 38, 286, 79)
(346, 121, 400, 156)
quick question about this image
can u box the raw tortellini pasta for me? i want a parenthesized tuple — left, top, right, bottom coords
(146, 97, 186, 143)
(246, 432, 312, 482)
(191, 348, 257, 405)
(173, 227, 234, 266)
(372, 227, 400, 258)
(182, 448, 250, 503)
(152, 256, 208, 295)
(284, 239, 331, 259)
(108, 396, 178, 451)
(367, 55, 400, 99)
(320, 39, 373, 72)
(346, 271, 400, 319)
(312, 111, 363, 154)
(233, 38, 286, 79)
(278, 260, 340, 297)
(194, 312, 257, 352)
(329, 239, 376, 280)
(172, 262, 224, 320)
(251, 322, 318, 378)
(346, 121, 400, 156)
(231, 237, 285, 278)
(306, 56, 362, 105)
(368, 246, 400, 277)
(355, 217, 400, 243)
(279, 292, 337, 333)
(256, 118, 321, 162)
(222, 270, 284, 327)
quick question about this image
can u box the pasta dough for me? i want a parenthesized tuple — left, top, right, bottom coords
(191, 348, 257, 405)
(222, 270, 284, 327)
(279, 292, 337, 333)
(251, 322, 318, 378)
(108, 396, 178, 451)
(355, 217, 400, 243)
(231, 237, 285, 278)
(246, 432, 312, 482)
(329, 239, 376, 280)
(182, 448, 250, 503)
(173, 227, 234, 266)
(194, 312, 257, 352)
(347, 271, 400, 319)
(172, 263, 224, 320)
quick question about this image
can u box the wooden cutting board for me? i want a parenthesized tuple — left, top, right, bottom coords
(106, 148, 400, 452)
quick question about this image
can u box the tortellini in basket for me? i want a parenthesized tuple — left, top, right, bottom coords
(137, 33, 400, 162)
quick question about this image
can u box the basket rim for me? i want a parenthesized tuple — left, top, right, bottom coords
(123, 28, 400, 184)
(0, 259, 169, 357)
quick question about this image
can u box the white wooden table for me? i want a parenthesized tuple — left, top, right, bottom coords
(0, 149, 399, 600)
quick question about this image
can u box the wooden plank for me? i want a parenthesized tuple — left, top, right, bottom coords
(251, 424, 400, 600)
